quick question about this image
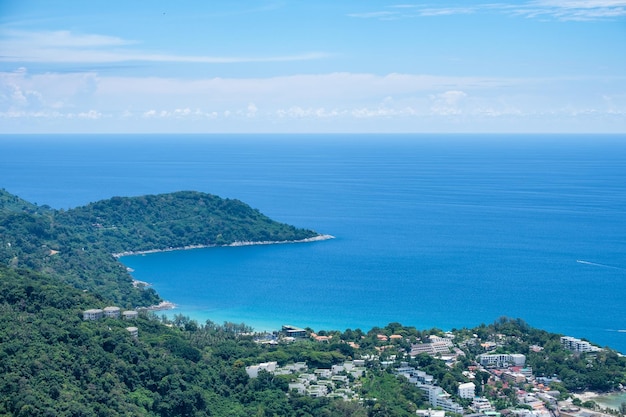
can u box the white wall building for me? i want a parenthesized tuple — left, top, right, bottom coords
(478, 353, 526, 367)
(245, 361, 277, 378)
(472, 397, 494, 412)
(560, 336, 600, 353)
(418, 385, 464, 414)
(458, 382, 476, 399)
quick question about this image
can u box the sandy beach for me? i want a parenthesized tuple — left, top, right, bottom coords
(112, 234, 335, 258)
(572, 391, 600, 402)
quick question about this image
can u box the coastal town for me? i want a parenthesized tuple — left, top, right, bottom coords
(241, 324, 624, 417)
(79, 307, 625, 417)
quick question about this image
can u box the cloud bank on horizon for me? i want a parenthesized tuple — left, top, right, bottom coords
(0, 0, 624, 133)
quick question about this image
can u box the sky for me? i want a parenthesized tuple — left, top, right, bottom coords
(1, 0, 625, 133)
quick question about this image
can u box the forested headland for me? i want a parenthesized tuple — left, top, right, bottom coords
(0, 189, 321, 307)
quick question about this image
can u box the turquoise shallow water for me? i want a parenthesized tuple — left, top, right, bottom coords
(591, 392, 626, 410)
(1, 134, 625, 352)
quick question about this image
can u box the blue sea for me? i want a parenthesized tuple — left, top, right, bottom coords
(1, 134, 625, 352)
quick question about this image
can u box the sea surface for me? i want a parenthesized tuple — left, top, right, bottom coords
(1, 134, 625, 353)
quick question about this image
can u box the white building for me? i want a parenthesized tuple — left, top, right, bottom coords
(416, 409, 446, 417)
(418, 385, 464, 414)
(458, 382, 476, 399)
(245, 361, 277, 378)
(560, 336, 600, 353)
(478, 353, 526, 367)
(472, 397, 494, 413)
(410, 337, 454, 356)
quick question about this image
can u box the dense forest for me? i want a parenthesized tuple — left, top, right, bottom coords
(0, 189, 321, 307)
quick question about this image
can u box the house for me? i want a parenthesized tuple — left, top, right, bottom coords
(314, 335, 332, 342)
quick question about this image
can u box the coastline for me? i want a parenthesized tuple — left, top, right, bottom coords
(112, 234, 335, 258)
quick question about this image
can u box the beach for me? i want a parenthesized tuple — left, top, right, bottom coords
(113, 234, 335, 258)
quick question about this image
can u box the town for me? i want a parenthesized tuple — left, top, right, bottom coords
(241, 324, 622, 417)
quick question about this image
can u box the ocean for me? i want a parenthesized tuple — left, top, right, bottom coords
(1, 134, 625, 352)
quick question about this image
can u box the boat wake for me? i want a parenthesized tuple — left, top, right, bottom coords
(576, 260, 622, 270)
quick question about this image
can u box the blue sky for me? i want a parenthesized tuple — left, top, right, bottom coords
(1, 1, 625, 133)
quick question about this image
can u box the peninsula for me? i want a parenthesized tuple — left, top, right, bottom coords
(0, 188, 328, 307)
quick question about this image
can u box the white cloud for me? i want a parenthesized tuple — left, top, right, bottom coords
(352, 1, 626, 21)
(0, 29, 330, 64)
(77, 110, 103, 119)
(348, 11, 399, 19)
(1, 68, 624, 132)
(246, 103, 258, 118)
(430, 90, 468, 115)
(0, 68, 98, 112)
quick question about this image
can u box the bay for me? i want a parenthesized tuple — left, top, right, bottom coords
(1, 133, 625, 352)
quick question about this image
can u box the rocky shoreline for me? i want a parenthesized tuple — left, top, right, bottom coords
(141, 301, 176, 311)
(112, 234, 335, 258)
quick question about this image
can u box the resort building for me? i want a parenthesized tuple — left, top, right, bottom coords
(560, 336, 601, 353)
(103, 306, 121, 318)
(410, 339, 454, 356)
(478, 353, 526, 367)
(122, 310, 139, 320)
(126, 326, 138, 339)
(83, 309, 104, 320)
